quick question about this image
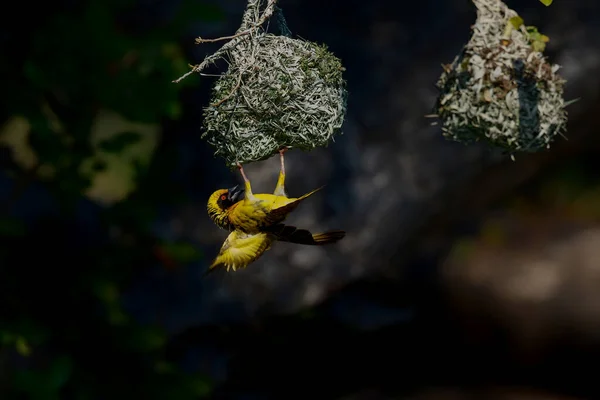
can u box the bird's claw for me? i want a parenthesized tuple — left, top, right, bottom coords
(278, 146, 289, 156)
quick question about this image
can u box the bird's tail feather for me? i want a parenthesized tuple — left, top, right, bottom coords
(268, 224, 346, 245)
(310, 230, 346, 244)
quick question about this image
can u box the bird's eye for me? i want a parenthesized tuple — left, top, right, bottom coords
(220, 195, 227, 201)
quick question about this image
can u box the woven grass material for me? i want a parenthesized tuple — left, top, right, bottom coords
(174, 0, 347, 167)
(434, 0, 568, 154)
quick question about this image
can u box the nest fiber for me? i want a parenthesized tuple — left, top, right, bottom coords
(434, 0, 567, 153)
(202, 34, 347, 166)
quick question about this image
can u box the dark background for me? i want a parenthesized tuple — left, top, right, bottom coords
(1, 0, 600, 399)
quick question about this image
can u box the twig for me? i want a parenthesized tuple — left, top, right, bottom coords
(195, 32, 250, 44)
(172, 53, 221, 83)
(172, 0, 279, 84)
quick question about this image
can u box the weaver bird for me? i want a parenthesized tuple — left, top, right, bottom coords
(204, 224, 345, 275)
(204, 148, 345, 275)
(207, 148, 323, 234)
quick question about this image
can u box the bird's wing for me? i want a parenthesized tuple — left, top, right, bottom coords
(207, 231, 273, 274)
(260, 186, 325, 227)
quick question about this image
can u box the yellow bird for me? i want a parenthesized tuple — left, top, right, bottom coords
(204, 148, 345, 275)
(207, 148, 323, 234)
(204, 224, 345, 275)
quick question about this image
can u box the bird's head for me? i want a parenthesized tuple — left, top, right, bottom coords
(211, 185, 245, 209)
(207, 185, 245, 230)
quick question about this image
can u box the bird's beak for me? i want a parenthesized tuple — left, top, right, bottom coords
(227, 185, 244, 203)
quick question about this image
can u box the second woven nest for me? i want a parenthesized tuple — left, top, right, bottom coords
(434, 0, 568, 154)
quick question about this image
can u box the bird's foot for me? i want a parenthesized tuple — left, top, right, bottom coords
(278, 147, 289, 175)
(236, 162, 250, 183)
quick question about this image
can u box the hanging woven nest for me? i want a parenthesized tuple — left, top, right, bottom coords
(433, 0, 568, 154)
(174, 0, 348, 167)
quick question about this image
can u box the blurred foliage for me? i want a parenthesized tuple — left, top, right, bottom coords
(0, 0, 220, 398)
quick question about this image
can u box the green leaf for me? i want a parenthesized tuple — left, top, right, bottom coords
(531, 40, 547, 52)
(509, 16, 524, 30)
(539, 0, 553, 6)
(97, 131, 142, 154)
(525, 25, 550, 52)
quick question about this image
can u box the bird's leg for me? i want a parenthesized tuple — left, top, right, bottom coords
(236, 162, 255, 200)
(273, 147, 288, 197)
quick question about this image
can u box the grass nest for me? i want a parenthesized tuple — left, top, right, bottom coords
(433, 0, 568, 154)
(203, 34, 348, 166)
